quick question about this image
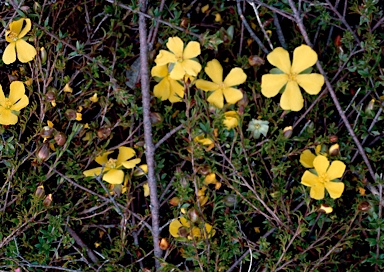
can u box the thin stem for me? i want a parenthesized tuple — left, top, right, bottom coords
(138, 0, 162, 268)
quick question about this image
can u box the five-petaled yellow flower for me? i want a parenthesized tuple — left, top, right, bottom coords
(3, 18, 37, 64)
(151, 65, 184, 102)
(261, 45, 324, 111)
(0, 81, 29, 125)
(83, 147, 141, 184)
(301, 155, 345, 200)
(169, 216, 215, 239)
(154, 37, 201, 80)
(196, 59, 246, 108)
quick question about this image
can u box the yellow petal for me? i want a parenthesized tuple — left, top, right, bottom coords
(205, 59, 223, 84)
(291, 45, 318, 74)
(168, 78, 184, 103)
(183, 41, 201, 59)
(296, 74, 324, 95)
(151, 65, 168, 78)
(204, 223, 215, 237)
(166, 37, 184, 57)
(117, 147, 135, 164)
(313, 155, 329, 176)
(223, 87, 243, 105)
(325, 181, 344, 199)
(207, 89, 224, 108)
(63, 83, 73, 93)
(179, 216, 190, 227)
(11, 95, 28, 111)
(195, 79, 219, 91)
(169, 219, 182, 237)
(89, 93, 98, 103)
(223, 111, 239, 129)
(76, 113, 82, 121)
(15, 39, 36, 63)
(327, 160, 346, 180)
(310, 183, 325, 200)
(267, 47, 291, 74)
(0, 108, 18, 125)
(301, 170, 318, 187)
(18, 18, 32, 39)
(280, 81, 303, 111)
(8, 18, 25, 38)
(2, 43, 16, 64)
(191, 226, 202, 238)
(83, 167, 104, 177)
(300, 150, 316, 168)
(9, 81, 26, 104)
(204, 173, 217, 185)
(155, 50, 177, 66)
(261, 74, 288, 98)
(95, 151, 114, 165)
(103, 169, 124, 184)
(223, 68, 247, 87)
(169, 62, 185, 80)
(143, 183, 150, 197)
(121, 158, 141, 169)
(0, 85, 5, 105)
(319, 204, 333, 214)
(182, 59, 201, 77)
(154, 78, 171, 101)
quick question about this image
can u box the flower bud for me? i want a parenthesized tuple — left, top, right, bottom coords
(150, 112, 163, 125)
(159, 238, 169, 250)
(134, 164, 148, 176)
(37, 143, 50, 161)
(46, 90, 56, 102)
(358, 201, 371, 211)
(319, 204, 333, 214)
(65, 109, 78, 121)
(169, 197, 180, 206)
(329, 135, 338, 143)
(54, 132, 67, 146)
(40, 126, 54, 139)
(188, 208, 200, 223)
(283, 126, 293, 139)
(223, 194, 237, 207)
(365, 99, 375, 115)
(328, 144, 340, 156)
(178, 227, 189, 238)
(33, 2, 41, 12)
(35, 185, 45, 198)
(248, 55, 265, 66)
(97, 127, 111, 140)
(40, 47, 47, 65)
(43, 194, 53, 207)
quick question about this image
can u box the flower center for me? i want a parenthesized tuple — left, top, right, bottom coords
(319, 173, 330, 184)
(7, 31, 19, 42)
(106, 158, 117, 169)
(254, 124, 261, 129)
(287, 72, 297, 82)
(4, 98, 13, 109)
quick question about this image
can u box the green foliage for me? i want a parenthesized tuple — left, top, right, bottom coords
(0, 0, 383, 271)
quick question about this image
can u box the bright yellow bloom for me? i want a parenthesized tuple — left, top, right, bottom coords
(0, 81, 29, 125)
(261, 45, 324, 111)
(169, 216, 215, 239)
(204, 173, 221, 190)
(3, 18, 37, 64)
(223, 111, 239, 130)
(151, 65, 184, 102)
(154, 37, 201, 80)
(64, 83, 73, 93)
(83, 147, 141, 184)
(194, 135, 213, 146)
(196, 59, 246, 108)
(301, 155, 345, 200)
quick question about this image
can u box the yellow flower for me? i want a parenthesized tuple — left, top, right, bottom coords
(63, 83, 73, 93)
(154, 37, 201, 80)
(151, 65, 184, 102)
(301, 155, 345, 200)
(319, 204, 333, 214)
(89, 93, 98, 103)
(83, 147, 141, 184)
(194, 135, 213, 146)
(261, 45, 324, 111)
(0, 81, 29, 125)
(169, 216, 215, 239)
(143, 183, 150, 197)
(196, 59, 246, 108)
(223, 111, 239, 130)
(204, 173, 221, 190)
(3, 18, 37, 64)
